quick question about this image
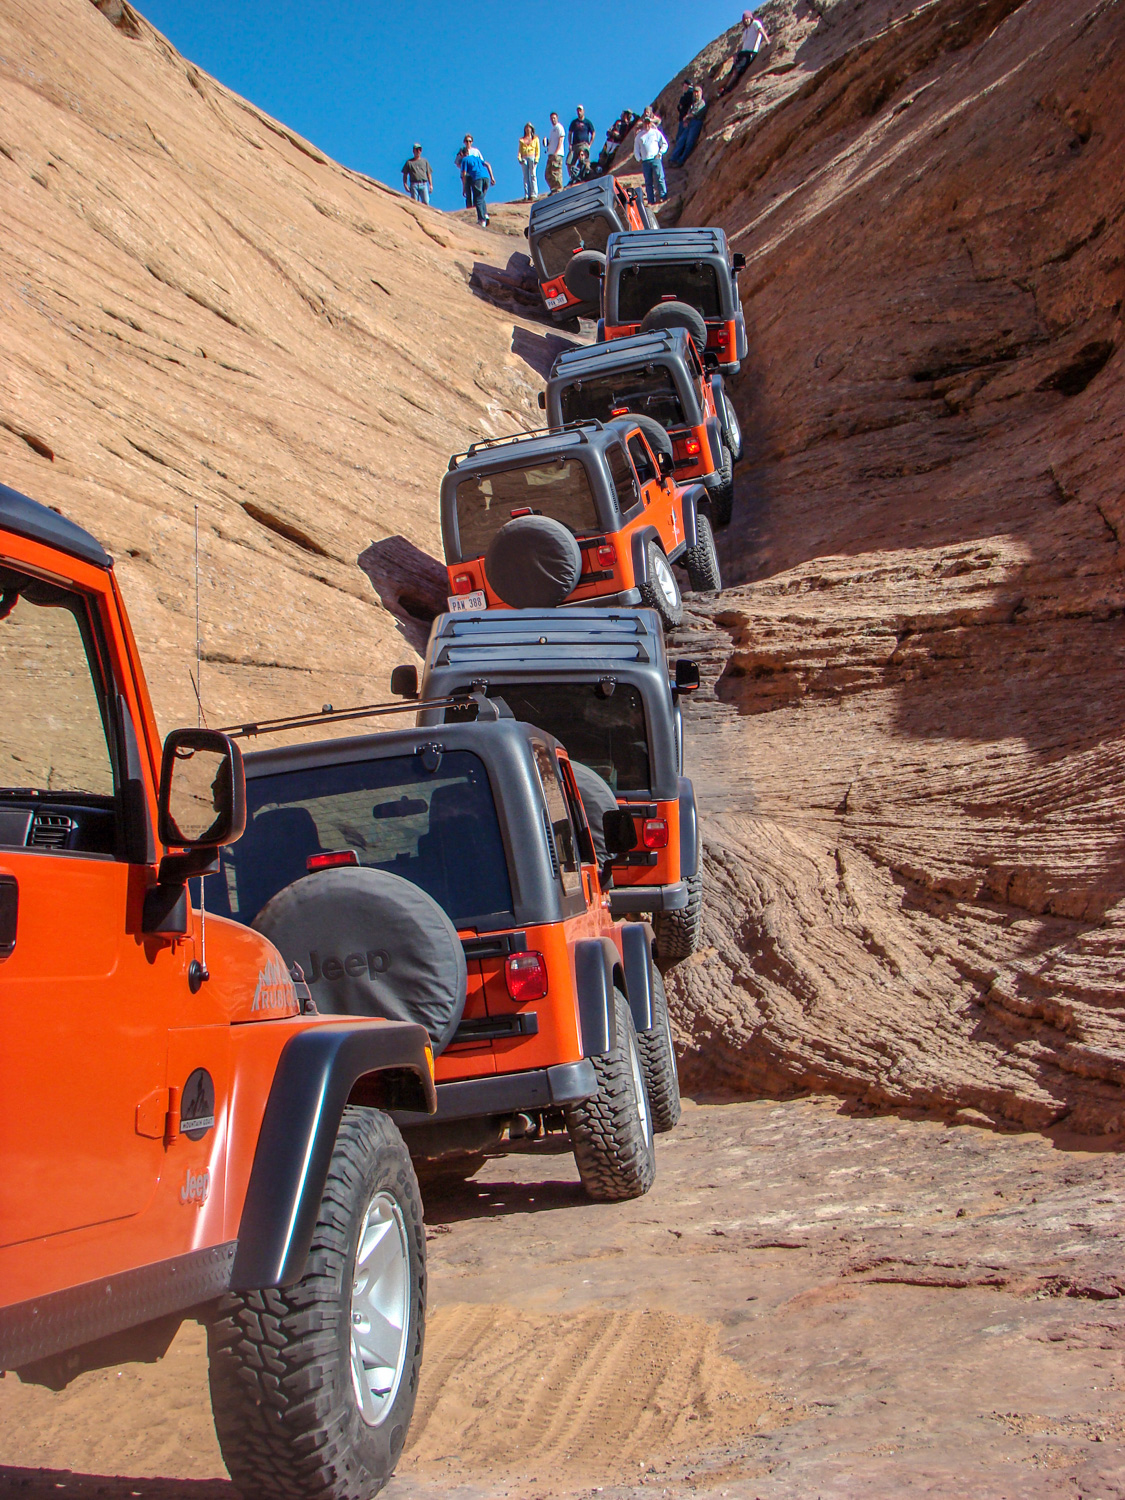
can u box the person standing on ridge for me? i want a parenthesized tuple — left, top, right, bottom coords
(567, 105, 596, 169)
(543, 111, 566, 193)
(401, 144, 433, 204)
(720, 10, 771, 96)
(676, 78, 696, 130)
(632, 113, 668, 206)
(517, 122, 540, 201)
(460, 141, 495, 226)
(668, 85, 707, 166)
(455, 133, 483, 209)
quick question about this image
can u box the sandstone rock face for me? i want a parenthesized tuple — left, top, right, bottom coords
(0, 0, 548, 732)
(655, 0, 1125, 1131)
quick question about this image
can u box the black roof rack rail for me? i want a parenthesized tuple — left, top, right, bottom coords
(448, 418, 605, 469)
(221, 690, 497, 741)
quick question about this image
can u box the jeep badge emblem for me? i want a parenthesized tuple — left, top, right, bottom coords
(180, 1067, 216, 1141)
(180, 1165, 210, 1205)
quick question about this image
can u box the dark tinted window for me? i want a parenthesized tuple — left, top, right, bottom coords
(617, 262, 721, 322)
(455, 458, 599, 558)
(531, 741, 581, 896)
(483, 683, 650, 794)
(534, 213, 614, 280)
(607, 444, 640, 515)
(558, 365, 685, 428)
(214, 749, 512, 928)
(628, 435, 656, 485)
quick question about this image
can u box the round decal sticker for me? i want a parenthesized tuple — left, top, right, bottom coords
(180, 1068, 216, 1141)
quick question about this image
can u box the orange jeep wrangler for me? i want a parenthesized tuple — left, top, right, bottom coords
(440, 419, 722, 631)
(525, 175, 653, 323)
(0, 481, 437, 1500)
(541, 325, 743, 528)
(207, 704, 680, 1188)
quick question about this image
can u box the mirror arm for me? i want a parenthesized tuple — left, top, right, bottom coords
(141, 848, 220, 937)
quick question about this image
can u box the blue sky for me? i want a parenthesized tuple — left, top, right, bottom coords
(138, 1, 751, 210)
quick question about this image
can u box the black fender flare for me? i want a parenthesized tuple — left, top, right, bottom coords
(573, 937, 619, 1056)
(230, 1021, 435, 1291)
(705, 416, 725, 471)
(680, 485, 711, 550)
(620, 922, 654, 1034)
(630, 525, 663, 588)
(679, 777, 699, 879)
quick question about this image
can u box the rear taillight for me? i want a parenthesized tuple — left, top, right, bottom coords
(452, 572, 475, 595)
(506, 950, 548, 1001)
(307, 850, 359, 872)
(715, 327, 730, 347)
(641, 818, 669, 850)
(674, 437, 702, 458)
(597, 543, 616, 569)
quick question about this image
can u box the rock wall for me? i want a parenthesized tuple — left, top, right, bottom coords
(0, 0, 546, 731)
(659, 0, 1125, 1131)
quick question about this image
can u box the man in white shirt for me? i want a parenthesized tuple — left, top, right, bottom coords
(720, 10, 771, 96)
(632, 113, 669, 206)
(543, 113, 566, 193)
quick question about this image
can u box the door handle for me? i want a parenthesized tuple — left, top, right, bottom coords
(0, 874, 17, 960)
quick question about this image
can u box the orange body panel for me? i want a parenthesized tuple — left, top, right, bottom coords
(610, 797, 681, 893)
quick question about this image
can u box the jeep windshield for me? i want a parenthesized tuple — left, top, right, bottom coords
(559, 366, 686, 428)
(212, 748, 513, 928)
(534, 214, 614, 281)
(455, 457, 600, 558)
(617, 262, 722, 322)
(454, 683, 650, 795)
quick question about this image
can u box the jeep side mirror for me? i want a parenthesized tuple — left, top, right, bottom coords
(390, 664, 419, 699)
(732, 252, 746, 271)
(537, 391, 546, 410)
(657, 451, 674, 479)
(523, 226, 529, 237)
(603, 808, 638, 856)
(158, 728, 246, 850)
(675, 659, 701, 693)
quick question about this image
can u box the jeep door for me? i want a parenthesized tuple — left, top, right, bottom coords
(0, 556, 177, 1256)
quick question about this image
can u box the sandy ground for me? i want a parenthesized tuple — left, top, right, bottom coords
(2, 1097, 1123, 1499)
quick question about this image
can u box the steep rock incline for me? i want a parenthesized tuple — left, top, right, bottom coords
(0, 0, 545, 729)
(658, 0, 1125, 1131)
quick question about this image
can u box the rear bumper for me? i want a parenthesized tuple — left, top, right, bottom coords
(609, 880, 688, 915)
(720, 359, 741, 375)
(390, 1059, 597, 1126)
(698, 469, 723, 490)
(564, 587, 642, 609)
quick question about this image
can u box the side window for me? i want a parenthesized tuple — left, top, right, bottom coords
(0, 573, 116, 805)
(627, 434, 656, 486)
(531, 740, 581, 897)
(607, 444, 641, 518)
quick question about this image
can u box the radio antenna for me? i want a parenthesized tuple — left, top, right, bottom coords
(193, 506, 206, 727)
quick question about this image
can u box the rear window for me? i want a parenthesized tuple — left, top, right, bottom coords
(617, 262, 722, 322)
(474, 683, 650, 794)
(558, 366, 685, 428)
(212, 748, 512, 929)
(534, 213, 614, 281)
(455, 458, 599, 558)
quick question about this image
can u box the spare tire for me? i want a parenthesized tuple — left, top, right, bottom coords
(252, 867, 467, 1054)
(640, 300, 707, 356)
(564, 249, 606, 304)
(485, 515, 582, 608)
(619, 413, 674, 468)
(570, 761, 620, 866)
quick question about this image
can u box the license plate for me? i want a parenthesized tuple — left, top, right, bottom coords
(447, 590, 487, 614)
(545, 291, 569, 309)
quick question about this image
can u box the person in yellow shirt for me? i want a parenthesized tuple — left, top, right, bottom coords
(517, 123, 541, 201)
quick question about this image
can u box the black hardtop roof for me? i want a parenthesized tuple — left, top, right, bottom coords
(446, 420, 624, 476)
(606, 226, 730, 263)
(0, 481, 111, 570)
(426, 608, 669, 672)
(549, 327, 691, 381)
(528, 175, 623, 237)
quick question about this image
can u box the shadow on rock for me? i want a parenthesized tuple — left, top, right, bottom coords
(469, 252, 545, 318)
(357, 535, 446, 654)
(511, 324, 583, 379)
(0, 1472, 232, 1499)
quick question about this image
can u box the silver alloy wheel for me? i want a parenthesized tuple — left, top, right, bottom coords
(652, 549, 678, 609)
(627, 1026, 652, 1142)
(349, 1190, 410, 1427)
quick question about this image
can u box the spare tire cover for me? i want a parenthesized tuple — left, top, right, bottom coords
(640, 300, 708, 355)
(626, 413, 674, 465)
(485, 515, 582, 609)
(252, 867, 467, 1054)
(570, 761, 620, 866)
(564, 249, 606, 304)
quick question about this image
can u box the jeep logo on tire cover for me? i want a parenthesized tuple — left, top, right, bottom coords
(181, 1067, 216, 1141)
(307, 949, 390, 983)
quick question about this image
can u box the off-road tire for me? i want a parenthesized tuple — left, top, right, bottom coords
(711, 442, 735, 530)
(636, 965, 681, 1134)
(721, 392, 742, 460)
(565, 989, 656, 1201)
(638, 539, 683, 629)
(655, 868, 703, 964)
(640, 300, 707, 356)
(683, 512, 722, 594)
(207, 1108, 426, 1500)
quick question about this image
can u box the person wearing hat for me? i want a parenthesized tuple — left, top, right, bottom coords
(566, 105, 596, 169)
(401, 143, 433, 204)
(720, 10, 771, 97)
